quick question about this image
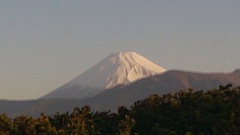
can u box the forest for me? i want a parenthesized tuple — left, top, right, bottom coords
(0, 84, 240, 135)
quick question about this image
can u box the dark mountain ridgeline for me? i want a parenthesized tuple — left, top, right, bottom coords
(0, 70, 240, 117)
(86, 70, 240, 111)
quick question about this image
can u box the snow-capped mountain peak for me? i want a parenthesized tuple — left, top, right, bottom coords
(42, 51, 166, 99)
(71, 51, 166, 89)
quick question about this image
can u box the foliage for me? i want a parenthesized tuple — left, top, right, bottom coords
(1, 84, 240, 134)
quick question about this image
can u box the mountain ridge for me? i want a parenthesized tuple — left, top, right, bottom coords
(1, 69, 240, 117)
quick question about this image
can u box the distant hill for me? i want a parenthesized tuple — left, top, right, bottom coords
(86, 69, 240, 111)
(1, 69, 240, 117)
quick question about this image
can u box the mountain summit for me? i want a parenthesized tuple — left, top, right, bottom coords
(42, 52, 166, 99)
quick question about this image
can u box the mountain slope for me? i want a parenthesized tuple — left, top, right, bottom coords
(1, 69, 240, 116)
(42, 52, 166, 99)
(87, 70, 240, 111)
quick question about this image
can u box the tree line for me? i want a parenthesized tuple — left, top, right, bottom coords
(0, 84, 240, 135)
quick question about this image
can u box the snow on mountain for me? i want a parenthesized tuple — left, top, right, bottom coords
(42, 52, 166, 99)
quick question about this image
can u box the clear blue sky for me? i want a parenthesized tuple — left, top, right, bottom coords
(1, 0, 239, 99)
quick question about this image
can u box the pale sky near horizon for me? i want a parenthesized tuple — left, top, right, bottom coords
(1, 1, 240, 100)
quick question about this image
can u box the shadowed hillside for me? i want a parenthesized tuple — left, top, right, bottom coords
(0, 70, 240, 117)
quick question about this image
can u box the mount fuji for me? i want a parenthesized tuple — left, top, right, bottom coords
(42, 52, 166, 99)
